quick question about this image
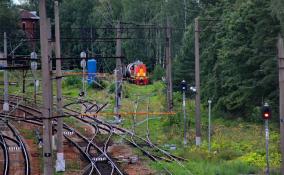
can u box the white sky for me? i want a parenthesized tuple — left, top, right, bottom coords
(13, 0, 27, 5)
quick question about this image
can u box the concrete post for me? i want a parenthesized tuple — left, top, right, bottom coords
(277, 35, 284, 175)
(194, 17, 201, 146)
(115, 21, 122, 123)
(166, 18, 173, 112)
(39, 0, 53, 174)
(54, 1, 65, 172)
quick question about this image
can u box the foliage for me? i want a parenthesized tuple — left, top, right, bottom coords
(7, 0, 284, 119)
(175, 0, 280, 119)
(87, 79, 108, 90)
(151, 64, 165, 81)
(63, 75, 81, 88)
(108, 82, 115, 94)
(271, 0, 284, 35)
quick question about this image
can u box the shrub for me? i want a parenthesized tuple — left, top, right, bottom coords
(63, 75, 81, 88)
(108, 83, 115, 93)
(151, 64, 165, 81)
(87, 79, 108, 90)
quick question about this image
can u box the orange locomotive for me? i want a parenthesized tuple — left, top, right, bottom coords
(126, 61, 149, 85)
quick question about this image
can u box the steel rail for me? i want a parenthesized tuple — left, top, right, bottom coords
(0, 133, 9, 175)
(84, 123, 102, 175)
(63, 135, 95, 175)
(63, 123, 124, 175)
(7, 122, 31, 175)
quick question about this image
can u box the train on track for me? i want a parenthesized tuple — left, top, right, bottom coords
(125, 60, 149, 85)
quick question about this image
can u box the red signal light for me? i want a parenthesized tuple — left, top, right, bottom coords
(261, 103, 271, 120)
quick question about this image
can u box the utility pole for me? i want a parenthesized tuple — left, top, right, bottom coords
(39, 0, 53, 174)
(47, 18, 54, 151)
(278, 35, 284, 175)
(3, 32, 9, 113)
(115, 21, 122, 122)
(54, 0, 65, 172)
(194, 17, 201, 146)
(166, 18, 173, 112)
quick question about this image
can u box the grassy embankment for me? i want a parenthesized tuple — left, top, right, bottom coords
(61, 75, 281, 174)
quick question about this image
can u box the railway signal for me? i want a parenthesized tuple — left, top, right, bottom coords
(181, 80, 187, 145)
(3, 32, 9, 113)
(262, 102, 271, 175)
(262, 103, 272, 120)
(80, 51, 87, 97)
(30, 51, 38, 104)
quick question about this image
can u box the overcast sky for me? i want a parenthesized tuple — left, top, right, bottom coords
(13, 0, 26, 5)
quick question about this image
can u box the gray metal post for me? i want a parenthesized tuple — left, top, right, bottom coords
(277, 35, 284, 175)
(166, 18, 173, 112)
(183, 90, 187, 145)
(115, 21, 122, 122)
(208, 100, 212, 152)
(54, 0, 65, 172)
(3, 32, 9, 113)
(265, 120, 270, 175)
(195, 17, 201, 146)
(39, 0, 53, 174)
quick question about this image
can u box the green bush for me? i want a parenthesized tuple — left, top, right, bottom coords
(151, 64, 165, 81)
(108, 83, 115, 93)
(63, 75, 81, 88)
(122, 84, 130, 98)
(87, 79, 108, 90)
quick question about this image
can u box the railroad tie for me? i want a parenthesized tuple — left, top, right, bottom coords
(92, 157, 107, 162)
(8, 146, 21, 151)
(63, 131, 74, 136)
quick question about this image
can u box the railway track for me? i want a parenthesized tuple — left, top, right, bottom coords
(0, 95, 190, 174)
(0, 130, 9, 175)
(1, 95, 124, 175)
(0, 120, 31, 175)
(63, 102, 189, 174)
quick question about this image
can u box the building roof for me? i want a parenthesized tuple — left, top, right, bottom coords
(20, 10, 40, 20)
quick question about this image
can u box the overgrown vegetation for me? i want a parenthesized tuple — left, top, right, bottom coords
(60, 79, 281, 174)
(1, 0, 283, 174)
